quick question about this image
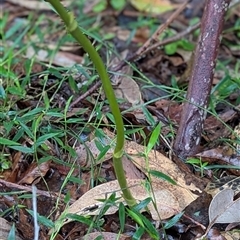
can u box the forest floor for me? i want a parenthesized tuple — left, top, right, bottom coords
(1, 0, 240, 239)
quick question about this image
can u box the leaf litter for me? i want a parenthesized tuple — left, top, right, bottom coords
(61, 128, 201, 225)
(1, 0, 240, 239)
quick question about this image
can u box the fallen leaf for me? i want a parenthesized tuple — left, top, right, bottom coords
(209, 189, 240, 224)
(18, 161, 50, 185)
(6, 0, 71, 10)
(26, 46, 83, 67)
(129, 0, 179, 14)
(81, 232, 130, 240)
(62, 128, 201, 225)
(63, 179, 180, 223)
(75, 135, 113, 167)
(109, 51, 143, 106)
(205, 176, 240, 197)
(122, 155, 145, 179)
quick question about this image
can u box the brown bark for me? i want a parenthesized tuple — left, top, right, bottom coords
(173, 0, 231, 159)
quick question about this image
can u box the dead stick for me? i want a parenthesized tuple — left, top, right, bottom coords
(69, 81, 101, 108)
(146, 22, 200, 55)
(0, 179, 73, 203)
(173, 0, 231, 158)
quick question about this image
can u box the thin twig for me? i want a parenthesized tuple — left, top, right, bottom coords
(0, 179, 73, 203)
(135, 0, 190, 57)
(183, 214, 206, 230)
(69, 80, 101, 108)
(145, 21, 200, 55)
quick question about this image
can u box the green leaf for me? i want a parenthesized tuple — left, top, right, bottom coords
(5, 20, 23, 39)
(106, 112, 115, 124)
(43, 91, 50, 109)
(119, 202, 125, 232)
(132, 226, 145, 240)
(179, 39, 195, 51)
(95, 139, 104, 151)
(64, 191, 71, 204)
(133, 197, 151, 212)
(164, 42, 177, 55)
(212, 75, 238, 99)
(9, 145, 34, 154)
(93, 0, 107, 12)
(66, 214, 92, 226)
(17, 121, 34, 139)
(18, 194, 33, 199)
(26, 209, 55, 228)
(0, 137, 20, 145)
(46, 111, 64, 118)
(141, 214, 159, 239)
(7, 223, 16, 240)
(68, 75, 79, 92)
(95, 237, 104, 240)
(3, 121, 14, 135)
(146, 123, 161, 154)
(22, 107, 45, 118)
(142, 106, 155, 126)
(186, 158, 201, 164)
(0, 83, 6, 99)
(68, 176, 84, 184)
(164, 211, 184, 229)
(127, 208, 144, 227)
(97, 145, 111, 161)
(110, 0, 126, 10)
(7, 86, 24, 96)
(1, 161, 11, 170)
(149, 170, 177, 185)
(35, 133, 60, 147)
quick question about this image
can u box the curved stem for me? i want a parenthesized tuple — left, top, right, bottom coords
(45, 0, 136, 206)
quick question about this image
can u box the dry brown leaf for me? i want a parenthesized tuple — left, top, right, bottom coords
(6, 0, 71, 10)
(63, 179, 180, 223)
(102, 128, 201, 195)
(26, 46, 83, 67)
(64, 128, 201, 225)
(122, 155, 145, 179)
(205, 176, 240, 197)
(81, 232, 130, 240)
(110, 51, 143, 106)
(209, 189, 240, 224)
(75, 136, 113, 167)
(112, 71, 143, 106)
(122, 138, 201, 214)
(17, 161, 50, 185)
(28, 34, 82, 52)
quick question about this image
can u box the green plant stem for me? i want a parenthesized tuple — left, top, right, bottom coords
(45, 0, 136, 206)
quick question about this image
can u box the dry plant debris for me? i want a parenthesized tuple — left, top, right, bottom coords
(209, 189, 240, 224)
(61, 129, 201, 225)
(1, 0, 240, 239)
